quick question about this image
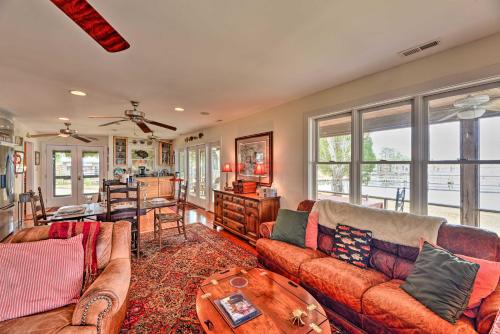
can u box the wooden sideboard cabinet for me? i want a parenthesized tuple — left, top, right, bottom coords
(213, 189, 280, 245)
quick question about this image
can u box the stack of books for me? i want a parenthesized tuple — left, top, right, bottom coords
(215, 293, 261, 327)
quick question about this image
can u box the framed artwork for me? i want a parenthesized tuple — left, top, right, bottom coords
(235, 131, 273, 186)
(14, 151, 24, 174)
(35, 151, 40, 166)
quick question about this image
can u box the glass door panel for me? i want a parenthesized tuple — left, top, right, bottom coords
(209, 144, 221, 211)
(77, 147, 104, 204)
(188, 147, 197, 196)
(199, 147, 206, 200)
(53, 150, 72, 197)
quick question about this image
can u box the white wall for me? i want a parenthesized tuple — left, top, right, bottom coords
(174, 33, 500, 209)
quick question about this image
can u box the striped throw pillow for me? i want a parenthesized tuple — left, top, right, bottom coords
(0, 234, 84, 321)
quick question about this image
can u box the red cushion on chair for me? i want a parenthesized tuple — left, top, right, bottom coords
(0, 234, 84, 321)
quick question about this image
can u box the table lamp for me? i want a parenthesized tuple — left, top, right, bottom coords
(254, 163, 265, 188)
(222, 163, 232, 190)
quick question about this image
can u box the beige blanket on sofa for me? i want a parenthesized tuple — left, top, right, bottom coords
(311, 200, 445, 248)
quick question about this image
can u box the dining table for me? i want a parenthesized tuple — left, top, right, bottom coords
(46, 198, 178, 222)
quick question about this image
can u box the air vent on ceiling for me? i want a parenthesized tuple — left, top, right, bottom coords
(399, 40, 440, 57)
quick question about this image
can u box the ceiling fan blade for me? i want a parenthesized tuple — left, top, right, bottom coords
(436, 111, 459, 123)
(88, 116, 126, 119)
(136, 121, 152, 133)
(28, 133, 60, 138)
(49, 0, 130, 53)
(99, 120, 127, 127)
(72, 134, 91, 143)
(144, 119, 177, 131)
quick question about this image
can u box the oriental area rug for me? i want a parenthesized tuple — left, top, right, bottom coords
(121, 223, 345, 334)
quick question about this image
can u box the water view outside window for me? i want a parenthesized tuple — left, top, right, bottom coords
(82, 151, 100, 194)
(361, 103, 412, 211)
(316, 114, 351, 200)
(53, 150, 72, 196)
(427, 86, 500, 234)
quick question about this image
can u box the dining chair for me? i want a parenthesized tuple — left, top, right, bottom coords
(29, 191, 50, 226)
(153, 181, 188, 249)
(395, 187, 406, 212)
(106, 180, 143, 257)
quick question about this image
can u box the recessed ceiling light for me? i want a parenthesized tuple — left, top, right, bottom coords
(200, 112, 210, 115)
(174, 107, 184, 112)
(58, 117, 70, 121)
(69, 90, 86, 96)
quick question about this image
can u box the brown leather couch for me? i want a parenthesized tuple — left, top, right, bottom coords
(0, 221, 131, 334)
(256, 200, 500, 334)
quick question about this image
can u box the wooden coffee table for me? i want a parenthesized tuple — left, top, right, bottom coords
(196, 267, 331, 333)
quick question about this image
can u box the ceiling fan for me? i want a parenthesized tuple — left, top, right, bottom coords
(49, 0, 129, 53)
(434, 94, 500, 122)
(89, 101, 177, 133)
(27, 123, 97, 143)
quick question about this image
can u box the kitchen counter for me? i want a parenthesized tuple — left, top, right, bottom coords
(137, 176, 176, 199)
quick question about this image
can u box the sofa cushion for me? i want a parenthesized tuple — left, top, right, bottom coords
(299, 257, 388, 312)
(0, 234, 84, 322)
(0, 304, 78, 334)
(362, 280, 477, 334)
(271, 209, 309, 248)
(256, 238, 325, 277)
(401, 242, 479, 323)
(332, 224, 372, 268)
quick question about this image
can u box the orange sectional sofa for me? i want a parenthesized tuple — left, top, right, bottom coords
(256, 200, 500, 334)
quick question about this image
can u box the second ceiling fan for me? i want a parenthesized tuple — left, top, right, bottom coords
(89, 101, 177, 133)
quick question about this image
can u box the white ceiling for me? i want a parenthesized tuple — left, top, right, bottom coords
(1, 0, 500, 139)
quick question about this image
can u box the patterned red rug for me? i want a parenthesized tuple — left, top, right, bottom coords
(121, 223, 346, 334)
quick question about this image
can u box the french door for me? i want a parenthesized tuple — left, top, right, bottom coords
(46, 145, 104, 207)
(187, 145, 208, 208)
(209, 143, 221, 212)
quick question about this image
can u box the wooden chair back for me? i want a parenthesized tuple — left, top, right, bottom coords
(395, 187, 406, 212)
(175, 181, 188, 218)
(30, 191, 48, 226)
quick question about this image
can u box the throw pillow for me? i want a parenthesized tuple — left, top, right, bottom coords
(305, 211, 319, 250)
(332, 224, 372, 268)
(271, 209, 309, 248)
(418, 238, 500, 318)
(455, 254, 500, 318)
(401, 241, 479, 323)
(0, 234, 84, 322)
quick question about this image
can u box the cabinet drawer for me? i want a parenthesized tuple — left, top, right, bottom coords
(223, 195, 233, 201)
(223, 202, 244, 214)
(245, 200, 259, 209)
(223, 218, 245, 234)
(223, 209, 245, 224)
(233, 197, 245, 205)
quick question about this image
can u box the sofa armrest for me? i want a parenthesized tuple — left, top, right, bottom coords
(477, 283, 500, 334)
(260, 221, 275, 239)
(72, 258, 131, 333)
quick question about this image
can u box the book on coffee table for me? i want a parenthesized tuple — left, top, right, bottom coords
(215, 292, 261, 327)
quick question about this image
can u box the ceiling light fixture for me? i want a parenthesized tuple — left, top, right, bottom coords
(58, 117, 70, 121)
(69, 90, 87, 96)
(200, 112, 210, 115)
(174, 107, 184, 112)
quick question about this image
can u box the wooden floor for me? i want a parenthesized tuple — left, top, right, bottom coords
(23, 207, 258, 256)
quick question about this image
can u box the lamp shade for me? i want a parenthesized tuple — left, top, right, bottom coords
(254, 163, 266, 175)
(222, 163, 232, 172)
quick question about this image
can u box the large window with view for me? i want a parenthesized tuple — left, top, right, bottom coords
(361, 102, 412, 211)
(310, 79, 500, 235)
(315, 113, 351, 201)
(426, 83, 500, 233)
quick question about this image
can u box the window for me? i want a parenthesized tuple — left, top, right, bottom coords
(361, 102, 412, 211)
(53, 150, 72, 197)
(82, 151, 100, 194)
(315, 113, 351, 201)
(426, 84, 500, 233)
(309, 79, 500, 234)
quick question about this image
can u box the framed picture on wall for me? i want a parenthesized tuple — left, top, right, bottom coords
(35, 151, 40, 166)
(14, 151, 24, 174)
(235, 131, 273, 186)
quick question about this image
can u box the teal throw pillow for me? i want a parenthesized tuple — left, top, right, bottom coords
(271, 209, 309, 248)
(401, 241, 479, 323)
